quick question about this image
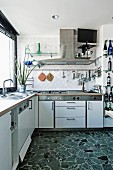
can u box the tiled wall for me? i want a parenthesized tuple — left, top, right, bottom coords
(17, 35, 96, 91)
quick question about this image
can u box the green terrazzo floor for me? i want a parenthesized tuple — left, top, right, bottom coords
(18, 130, 113, 170)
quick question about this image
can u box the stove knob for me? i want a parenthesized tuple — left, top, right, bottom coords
(47, 97, 50, 100)
(93, 97, 96, 100)
(77, 97, 79, 100)
(73, 97, 76, 100)
(59, 98, 61, 100)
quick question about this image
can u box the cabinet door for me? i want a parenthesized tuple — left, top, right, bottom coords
(39, 101, 54, 128)
(35, 96, 38, 128)
(87, 101, 103, 128)
(28, 97, 35, 135)
(0, 112, 12, 170)
(18, 107, 29, 152)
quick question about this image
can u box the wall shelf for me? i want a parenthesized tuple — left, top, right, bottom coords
(103, 70, 113, 73)
(25, 52, 58, 58)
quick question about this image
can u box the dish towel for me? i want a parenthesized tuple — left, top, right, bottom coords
(38, 72, 46, 81)
(46, 73, 54, 81)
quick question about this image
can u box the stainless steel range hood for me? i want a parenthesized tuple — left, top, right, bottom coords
(41, 29, 95, 65)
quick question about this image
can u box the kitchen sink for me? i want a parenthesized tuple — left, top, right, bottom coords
(0, 92, 28, 100)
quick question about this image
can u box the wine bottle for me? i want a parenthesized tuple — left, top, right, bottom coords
(103, 40, 107, 56)
(108, 40, 113, 56)
(109, 87, 113, 102)
(104, 87, 108, 102)
(109, 102, 112, 111)
(107, 73, 111, 86)
(108, 57, 112, 71)
(105, 102, 108, 110)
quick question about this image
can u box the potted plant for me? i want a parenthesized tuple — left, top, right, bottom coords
(15, 56, 37, 92)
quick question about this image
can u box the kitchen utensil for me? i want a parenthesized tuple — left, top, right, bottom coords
(62, 71, 65, 78)
(88, 70, 91, 81)
(38, 72, 46, 81)
(72, 71, 75, 79)
(46, 73, 54, 81)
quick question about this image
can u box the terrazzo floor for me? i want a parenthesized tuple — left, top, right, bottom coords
(18, 130, 113, 170)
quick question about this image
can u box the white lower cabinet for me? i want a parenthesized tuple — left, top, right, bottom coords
(87, 101, 103, 128)
(55, 101, 85, 128)
(28, 97, 35, 135)
(11, 108, 19, 170)
(18, 98, 35, 161)
(0, 112, 12, 170)
(34, 96, 39, 128)
(39, 101, 54, 128)
(18, 104, 29, 153)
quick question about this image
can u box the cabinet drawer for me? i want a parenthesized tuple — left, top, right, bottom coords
(55, 101, 85, 107)
(55, 117, 85, 128)
(55, 107, 85, 117)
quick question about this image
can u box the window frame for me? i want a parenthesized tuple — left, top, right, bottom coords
(0, 11, 19, 93)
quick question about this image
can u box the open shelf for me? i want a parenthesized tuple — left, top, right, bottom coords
(25, 52, 58, 58)
(103, 70, 113, 73)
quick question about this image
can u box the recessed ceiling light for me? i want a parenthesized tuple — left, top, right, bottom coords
(52, 15, 59, 19)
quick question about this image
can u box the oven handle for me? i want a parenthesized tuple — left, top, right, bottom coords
(52, 102, 54, 110)
(67, 107, 76, 109)
(67, 118, 75, 120)
(88, 102, 92, 110)
(67, 102, 76, 103)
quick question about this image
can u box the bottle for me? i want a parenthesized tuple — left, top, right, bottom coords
(108, 57, 112, 71)
(109, 102, 112, 111)
(109, 87, 113, 102)
(103, 40, 107, 56)
(104, 87, 108, 102)
(108, 40, 113, 56)
(107, 73, 111, 86)
(105, 102, 108, 110)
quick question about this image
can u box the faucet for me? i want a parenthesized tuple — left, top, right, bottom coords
(2, 79, 13, 97)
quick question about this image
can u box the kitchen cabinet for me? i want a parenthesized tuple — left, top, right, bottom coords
(18, 100, 32, 161)
(0, 112, 12, 170)
(87, 101, 103, 128)
(34, 96, 39, 128)
(39, 101, 54, 128)
(11, 108, 19, 170)
(55, 101, 85, 128)
(28, 97, 35, 135)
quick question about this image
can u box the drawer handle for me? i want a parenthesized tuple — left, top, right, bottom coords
(67, 107, 76, 109)
(29, 100, 32, 109)
(67, 102, 76, 103)
(67, 118, 75, 120)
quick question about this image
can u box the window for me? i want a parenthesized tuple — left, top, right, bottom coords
(0, 10, 19, 93)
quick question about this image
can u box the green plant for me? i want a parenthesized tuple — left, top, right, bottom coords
(15, 57, 36, 85)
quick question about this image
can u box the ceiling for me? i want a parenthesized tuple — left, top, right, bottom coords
(0, 0, 113, 36)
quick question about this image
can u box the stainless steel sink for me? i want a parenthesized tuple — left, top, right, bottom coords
(1, 93, 28, 100)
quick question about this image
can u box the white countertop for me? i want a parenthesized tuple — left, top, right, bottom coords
(0, 93, 35, 117)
